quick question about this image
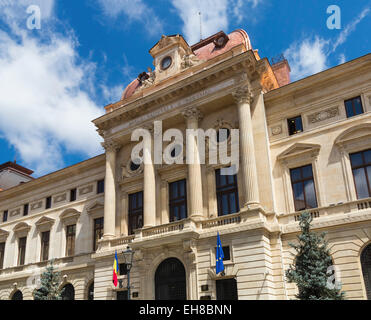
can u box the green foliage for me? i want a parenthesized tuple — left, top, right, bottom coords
(285, 212, 345, 300)
(34, 260, 64, 300)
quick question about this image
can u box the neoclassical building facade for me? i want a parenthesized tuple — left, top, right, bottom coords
(0, 29, 370, 300)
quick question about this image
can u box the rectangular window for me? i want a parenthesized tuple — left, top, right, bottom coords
(119, 263, 128, 276)
(345, 96, 364, 118)
(128, 192, 143, 235)
(215, 246, 231, 261)
(288, 116, 303, 136)
(23, 204, 29, 216)
(290, 165, 318, 211)
(18, 237, 27, 266)
(169, 180, 187, 222)
(45, 196, 52, 209)
(215, 169, 240, 216)
(2, 210, 8, 223)
(350, 149, 371, 199)
(65, 224, 76, 257)
(0, 242, 5, 269)
(93, 217, 104, 251)
(40, 231, 50, 262)
(97, 180, 105, 194)
(70, 188, 77, 202)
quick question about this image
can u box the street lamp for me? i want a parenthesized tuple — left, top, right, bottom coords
(122, 245, 134, 300)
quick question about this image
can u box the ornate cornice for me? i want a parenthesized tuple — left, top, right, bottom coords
(101, 139, 121, 152)
(232, 85, 253, 105)
(182, 107, 203, 122)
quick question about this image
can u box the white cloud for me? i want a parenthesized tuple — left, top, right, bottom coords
(284, 37, 329, 81)
(170, 0, 264, 45)
(96, 0, 163, 37)
(0, 3, 104, 176)
(331, 7, 370, 53)
(338, 53, 346, 65)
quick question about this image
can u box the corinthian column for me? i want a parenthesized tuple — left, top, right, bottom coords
(233, 85, 260, 207)
(182, 107, 204, 220)
(143, 125, 156, 228)
(102, 140, 121, 239)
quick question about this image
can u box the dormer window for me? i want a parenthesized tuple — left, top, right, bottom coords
(161, 56, 172, 70)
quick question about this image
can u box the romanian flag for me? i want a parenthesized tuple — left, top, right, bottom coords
(113, 251, 119, 287)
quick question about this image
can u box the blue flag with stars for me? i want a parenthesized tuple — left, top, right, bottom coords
(216, 232, 224, 274)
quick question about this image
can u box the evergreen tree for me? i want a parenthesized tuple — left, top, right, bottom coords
(34, 260, 64, 300)
(285, 212, 345, 300)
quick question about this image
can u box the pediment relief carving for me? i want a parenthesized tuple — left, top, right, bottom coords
(13, 222, 31, 236)
(278, 143, 321, 162)
(35, 216, 55, 227)
(335, 123, 371, 148)
(0, 228, 9, 241)
(60, 208, 81, 225)
(86, 200, 104, 214)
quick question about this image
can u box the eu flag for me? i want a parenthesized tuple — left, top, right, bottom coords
(216, 232, 224, 274)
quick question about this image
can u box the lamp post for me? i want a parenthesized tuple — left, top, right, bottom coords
(122, 246, 134, 300)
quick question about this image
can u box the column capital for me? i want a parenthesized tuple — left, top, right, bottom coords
(182, 107, 203, 122)
(102, 139, 121, 153)
(232, 85, 253, 105)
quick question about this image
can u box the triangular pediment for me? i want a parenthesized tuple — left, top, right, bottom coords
(13, 222, 31, 233)
(0, 228, 9, 237)
(35, 216, 55, 227)
(150, 34, 191, 57)
(86, 200, 104, 214)
(335, 123, 371, 146)
(60, 208, 80, 220)
(278, 143, 321, 161)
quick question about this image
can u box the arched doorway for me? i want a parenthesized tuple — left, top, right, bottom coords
(155, 258, 186, 300)
(11, 290, 23, 300)
(61, 284, 75, 300)
(361, 244, 371, 300)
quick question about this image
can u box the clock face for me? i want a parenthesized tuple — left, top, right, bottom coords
(161, 56, 172, 70)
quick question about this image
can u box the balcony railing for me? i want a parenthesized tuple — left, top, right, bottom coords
(141, 220, 186, 237)
(201, 212, 242, 229)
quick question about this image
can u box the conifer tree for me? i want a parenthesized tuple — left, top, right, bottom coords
(285, 212, 345, 300)
(34, 260, 64, 300)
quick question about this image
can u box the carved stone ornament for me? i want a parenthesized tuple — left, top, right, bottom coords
(181, 54, 201, 69)
(232, 85, 253, 105)
(308, 107, 339, 124)
(101, 140, 121, 152)
(271, 125, 283, 136)
(182, 107, 203, 122)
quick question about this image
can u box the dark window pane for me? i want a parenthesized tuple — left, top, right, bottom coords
(354, 97, 363, 115)
(302, 165, 313, 179)
(128, 192, 144, 235)
(0, 242, 5, 269)
(345, 100, 354, 117)
(215, 169, 239, 216)
(46, 197, 52, 209)
(345, 96, 364, 118)
(353, 168, 369, 199)
(70, 189, 77, 202)
(3, 210, 8, 223)
(290, 168, 301, 182)
(97, 180, 105, 194)
(292, 183, 305, 211)
(23, 204, 29, 216)
(216, 279, 238, 300)
(93, 217, 104, 251)
(350, 152, 364, 168)
(304, 180, 318, 208)
(364, 151, 371, 165)
(288, 116, 303, 135)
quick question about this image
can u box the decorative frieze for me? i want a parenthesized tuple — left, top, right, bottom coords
(271, 125, 282, 136)
(30, 201, 43, 211)
(10, 208, 20, 217)
(54, 193, 67, 203)
(307, 107, 339, 124)
(79, 185, 93, 196)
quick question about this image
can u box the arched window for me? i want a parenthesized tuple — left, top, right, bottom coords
(155, 258, 186, 300)
(88, 282, 94, 300)
(361, 244, 371, 300)
(61, 284, 75, 300)
(11, 290, 23, 300)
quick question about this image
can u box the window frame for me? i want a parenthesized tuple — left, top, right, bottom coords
(18, 237, 27, 266)
(0, 242, 5, 269)
(40, 231, 50, 262)
(70, 188, 77, 202)
(168, 179, 188, 222)
(23, 204, 29, 217)
(287, 115, 303, 136)
(290, 164, 318, 212)
(65, 224, 76, 257)
(215, 169, 240, 216)
(2, 210, 8, 223)
(344, 96, 364, 118)
(128, 191, 144, 235)
(97, 180, 105, 194)
(93, 217, 104, 251)
(45, 196, 52, 210)
(350, 149, 371, 199)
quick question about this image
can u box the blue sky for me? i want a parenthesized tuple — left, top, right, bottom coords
(0, 0, 370, 177)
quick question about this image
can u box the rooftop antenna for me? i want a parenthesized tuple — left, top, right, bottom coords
(199, 11, 203, 41)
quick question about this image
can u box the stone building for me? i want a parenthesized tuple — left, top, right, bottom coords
(0, 29, 370, 300)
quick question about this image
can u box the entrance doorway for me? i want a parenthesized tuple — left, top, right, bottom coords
(361, 244, 371, 300)
(216, 278, 238, 300)
(155, 258, 186, 300)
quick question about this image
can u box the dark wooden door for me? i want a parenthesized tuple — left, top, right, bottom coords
(361, 244, 371, 300)
(155, 258, 186, 300)
(216, 278, 238, 300)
